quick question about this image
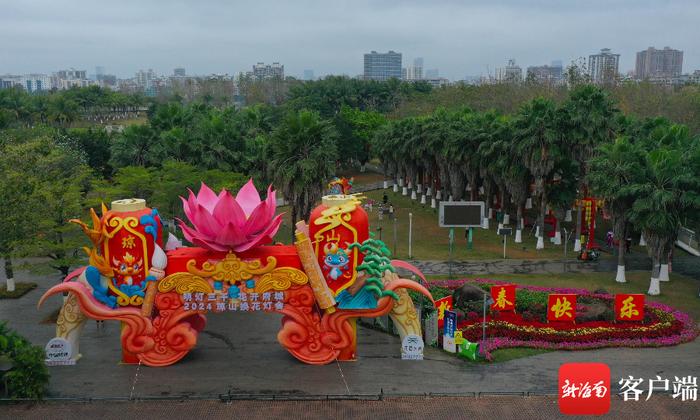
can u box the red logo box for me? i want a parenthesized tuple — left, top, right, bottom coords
(558, 362, 610, 415)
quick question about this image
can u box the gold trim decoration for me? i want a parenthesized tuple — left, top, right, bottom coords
(158, 272, 214, 294)
(187, 252, 277, 284)
(255, 267, 309, 293)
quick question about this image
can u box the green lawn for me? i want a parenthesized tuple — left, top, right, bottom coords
(273, 182, 648, 261)
(428, 271, 700, 322)
(0, 282, 37, 299)
(362, 188, 612, 260)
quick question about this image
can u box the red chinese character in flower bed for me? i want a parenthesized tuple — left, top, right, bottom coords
(615, 294, 644, 321)
(548, 294, 577, 322)
(490, 285, 516, 311)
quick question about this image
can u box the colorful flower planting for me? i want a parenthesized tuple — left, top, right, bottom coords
(431, 279, 698, 361)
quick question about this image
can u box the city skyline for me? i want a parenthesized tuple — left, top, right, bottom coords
(1, 1, 699, 80)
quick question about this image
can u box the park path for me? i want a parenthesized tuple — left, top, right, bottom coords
(1, 267, 699, 400)
(2, 396, 698, 419)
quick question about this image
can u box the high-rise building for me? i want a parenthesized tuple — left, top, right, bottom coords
(403, 57, 423, 81)
(589, 48, 620, 84)
(497, 59, 522, 83)
(635, 47, 683, 80)
(174, 67, 186, 77)
(56, 68, 87, 80)
(303, 69, 314, 81)
(252, 62, 284, 80)
(1, 74, 52, 92)
(526, 62, 563, 84)
(363, 51, 402, 81)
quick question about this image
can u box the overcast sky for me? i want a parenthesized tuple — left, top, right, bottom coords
(1, 0, 698, 80)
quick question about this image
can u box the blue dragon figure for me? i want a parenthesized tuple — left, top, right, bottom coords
(323, 243, 349, 281)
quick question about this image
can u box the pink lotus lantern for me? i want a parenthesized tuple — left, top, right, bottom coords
(177, 179, 283, 252)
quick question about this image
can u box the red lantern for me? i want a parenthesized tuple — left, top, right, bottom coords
(309, 195, 369, 296)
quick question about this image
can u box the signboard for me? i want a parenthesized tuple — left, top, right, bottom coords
(435, 295, 453, 328)
(401, 334, 425, 360)
(490, 284, 516, 311)
(442, 311, 457, 353)
(547, 294, 577, 322)
(45, 337, 75, 366)
(443, 310, 457, 337)
(497, 227, 512, 236)
(182, 291, 285, 312)
(614, 294, 645, 321)
(439, 201, 485, 228)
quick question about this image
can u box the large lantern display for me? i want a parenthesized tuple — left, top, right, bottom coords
(309, 195, 368, 297)
(39, 182, 432, 367)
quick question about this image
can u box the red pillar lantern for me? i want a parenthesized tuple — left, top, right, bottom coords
(308, 195, 369, 360)
(102, 199, 163, 363)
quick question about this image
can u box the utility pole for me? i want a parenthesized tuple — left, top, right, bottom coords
(408, 213, 413, 259)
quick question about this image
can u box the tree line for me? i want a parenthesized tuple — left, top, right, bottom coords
(372, 84, 700, 295)
(1, 79, 699, 297)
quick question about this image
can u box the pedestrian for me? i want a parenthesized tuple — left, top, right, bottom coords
(382, 193, 388, 205)
(389, 204, 394, 219)
(625, 236, 632, 253)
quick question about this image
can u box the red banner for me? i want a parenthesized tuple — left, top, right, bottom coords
(614, 294, 645, 321)
(490, 284, 516, 311)
(435, 296, 453, 328)
(548, 294, 577, 322)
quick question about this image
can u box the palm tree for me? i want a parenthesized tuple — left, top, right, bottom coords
(589, 136, 645, 283)
(48, 95, 79, 128)
(628, 124, 700, 295)
(268, 109, 339, 239)
(561, 85, 619, 252)
(514, 98, 562, 250)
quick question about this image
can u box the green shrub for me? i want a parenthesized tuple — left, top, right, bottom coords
(515, 289, 548, 317)
(0, 322, 49, 399)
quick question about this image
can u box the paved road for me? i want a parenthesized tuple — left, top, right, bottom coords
(1, 396, 698, 420)
(1, 270, 698, 400)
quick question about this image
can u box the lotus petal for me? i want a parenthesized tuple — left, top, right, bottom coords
(236, 179, 262, 217)
(190, 203, 221, 237)
(197, 182, 220, 213)
(212, 189, 247, 228)
(214, 220, 247, 247)
(242, 201, 272, 237)
(233, 215, 283, 252)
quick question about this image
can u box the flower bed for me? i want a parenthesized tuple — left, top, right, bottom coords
(431, 279, 698, 361)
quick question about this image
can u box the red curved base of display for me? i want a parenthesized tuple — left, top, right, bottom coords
(40, 274, 431, 366)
